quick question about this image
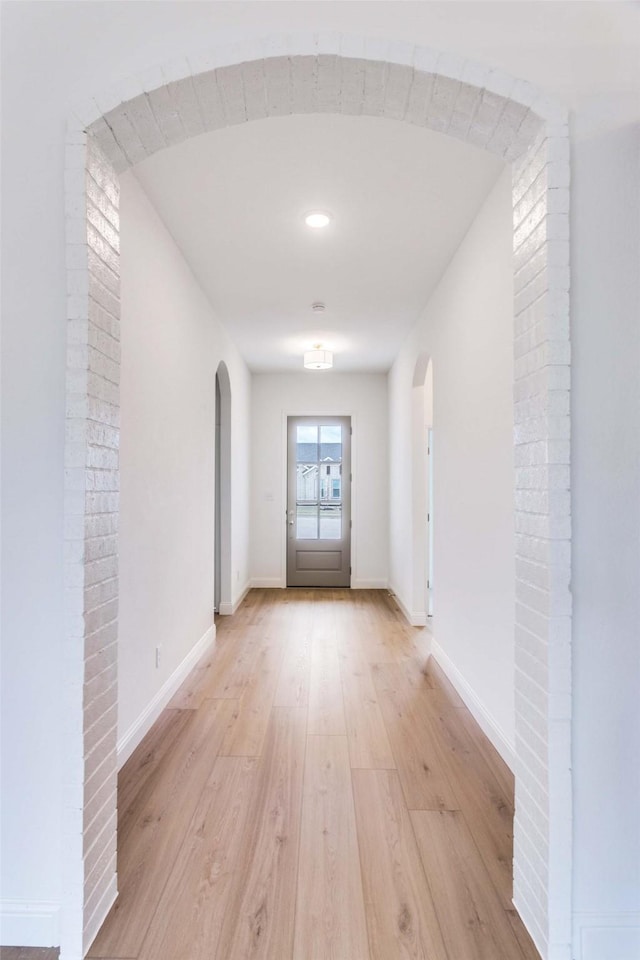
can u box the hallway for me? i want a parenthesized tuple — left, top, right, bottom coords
(83, 589, 539, 960)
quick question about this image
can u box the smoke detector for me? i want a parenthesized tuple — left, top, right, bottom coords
(311, 302, 326, 314)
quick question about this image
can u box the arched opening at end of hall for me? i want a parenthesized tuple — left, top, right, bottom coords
(214, 361, 232, 615)
(59, 43, 573, 960)
(412, 353, 434, 624)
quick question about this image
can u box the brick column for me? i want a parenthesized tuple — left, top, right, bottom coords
(63, 133, 121, 957)
(512, 129, 572, 960)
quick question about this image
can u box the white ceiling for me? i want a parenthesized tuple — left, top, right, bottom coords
(133, 114, 504, 372)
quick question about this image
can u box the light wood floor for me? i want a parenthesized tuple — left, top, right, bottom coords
(10, 589, 542, 960)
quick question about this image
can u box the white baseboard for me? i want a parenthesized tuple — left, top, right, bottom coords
(387, 583, 428, 627)
(0, 899, 60, 947)
(574, 912, 640, 960)
(236, 580, 252, 607)
(250, 577, 285, 589)
(351, 579, 389, 589)
(431, 640, 516, 771)
(219, 580, 252, 615)
(117, 623, 216, 768)
(410, 611, 428, 626)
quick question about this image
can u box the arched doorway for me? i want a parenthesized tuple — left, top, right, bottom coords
(63, 36, 571, 959)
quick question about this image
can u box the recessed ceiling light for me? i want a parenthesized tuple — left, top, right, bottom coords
(305, 211, 332, 229)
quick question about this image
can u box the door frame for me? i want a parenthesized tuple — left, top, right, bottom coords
(215, 361, 233, 614)
(280, 410, 357, 588)
(285, 414, 352, 588)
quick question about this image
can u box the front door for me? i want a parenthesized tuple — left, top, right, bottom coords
(286, 416, 351, 587)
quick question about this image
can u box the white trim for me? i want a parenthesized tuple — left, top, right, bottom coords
(431, 640, 516, 771)
(281, 410, 357, 589)
(388, 583, 428, 627)
(0, 899, 60, 947)
(83, 874, 118, 957)
(281, 411, 288, 586)
(573, 913, 640, 960)
(250, 578, 285, 589)
(219, 580, 252, 615)
(351, 579, 389, 589)
(116, 624, 216, 768)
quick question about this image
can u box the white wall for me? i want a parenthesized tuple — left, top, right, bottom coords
(250, 373, 388, 589)
(389, 169, 515, 761)
(571, 125, 640, 959)
(117, 172, 251, 756)
(1, 3, 638, 952)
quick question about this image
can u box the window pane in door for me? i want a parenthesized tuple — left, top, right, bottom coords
(296, 462, 318, 500)
(297, 502, 318, 539)
(319, 502, 342, 539)
(297, 424, 318, 463)
(320, 424, 342, 464)
(296, 463, 318, 538)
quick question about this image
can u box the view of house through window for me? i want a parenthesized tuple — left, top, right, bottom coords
(295, 423, 343, 540)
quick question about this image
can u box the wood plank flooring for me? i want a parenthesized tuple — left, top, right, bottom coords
(294, 735, 369, 959)
(8, 589, 541, 960)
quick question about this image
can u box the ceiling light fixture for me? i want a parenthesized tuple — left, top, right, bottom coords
(304, 211, 332, 229)
(304, 344, 333, 370)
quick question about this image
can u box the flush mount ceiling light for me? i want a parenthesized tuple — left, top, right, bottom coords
(304, 344, 333, 370)
(304, 211, 332, 229)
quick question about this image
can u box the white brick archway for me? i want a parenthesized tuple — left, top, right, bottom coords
(63, 34, 572, 960)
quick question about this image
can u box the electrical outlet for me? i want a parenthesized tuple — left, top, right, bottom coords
(155, 645, 162, 669)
